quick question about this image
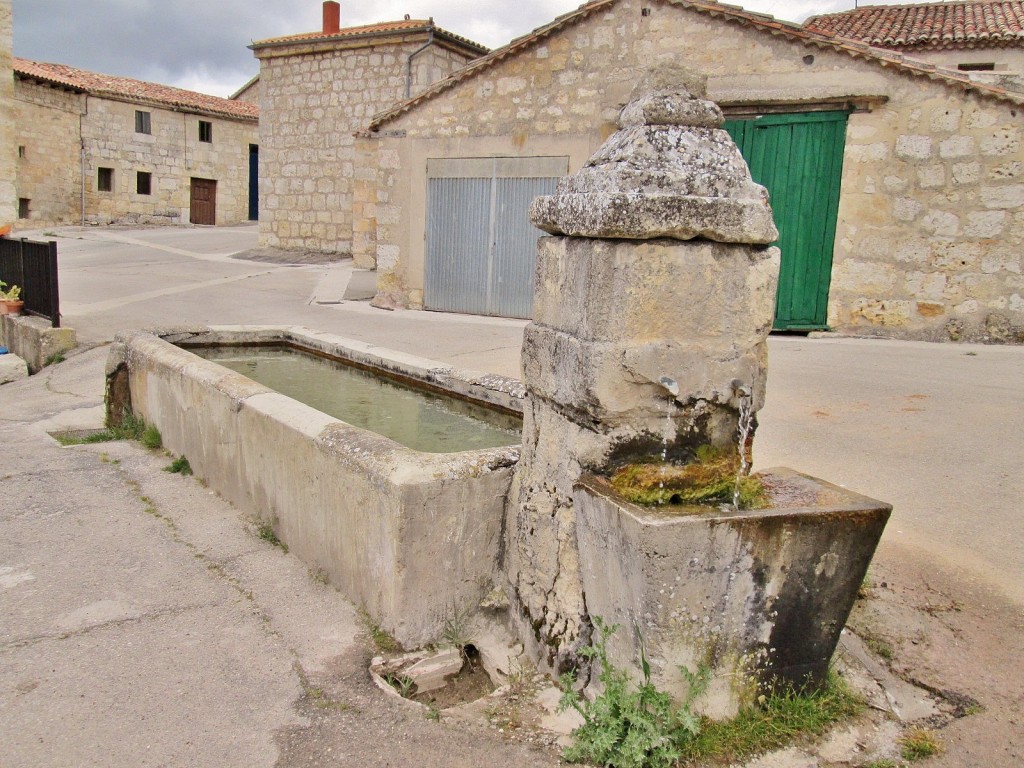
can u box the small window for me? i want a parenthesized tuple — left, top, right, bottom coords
(958, 63, 996, 72)
(199, 120, 213, 143)
(97, 167, 114, 192)
(136, 171, 152, 195)
(135, 110, 151, 134)
(18, 198, 30, 219)
(17, 145, 26, 158)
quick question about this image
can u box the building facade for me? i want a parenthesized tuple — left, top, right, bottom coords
(12, 59, 259, 228)
(354, 0, 1024, 343)
(250, 1, 488, 255)
(805, 1, 1024, 86)
(0, 0, 16, 227)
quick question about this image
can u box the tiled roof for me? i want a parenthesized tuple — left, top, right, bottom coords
(805, 2, 1024, 50)
(251, 18, 489, 55)
(367, 0, 1024, 130)
(13, 58, 259, 121)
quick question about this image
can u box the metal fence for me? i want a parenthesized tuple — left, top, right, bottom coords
(0, 237, 61, 327)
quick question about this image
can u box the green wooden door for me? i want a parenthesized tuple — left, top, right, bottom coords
(724, 112, 848, 331)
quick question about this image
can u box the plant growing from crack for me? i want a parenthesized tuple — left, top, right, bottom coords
(557, 616, 709, 768)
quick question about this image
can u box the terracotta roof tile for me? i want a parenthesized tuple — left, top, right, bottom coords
(13, 58, 259, 121)
(367, 0, 1024, 131)
(251, 18, 488, 55)
(804, 1, 1024, 50)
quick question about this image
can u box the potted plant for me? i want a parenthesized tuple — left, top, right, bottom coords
(0, 281, 24, 315)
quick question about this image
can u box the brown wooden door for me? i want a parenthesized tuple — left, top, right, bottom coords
(190, 178, 217, 225)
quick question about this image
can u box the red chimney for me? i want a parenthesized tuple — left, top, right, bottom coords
(323, 1, 340, 34)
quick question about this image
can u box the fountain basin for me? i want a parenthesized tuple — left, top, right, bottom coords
(105, 326, 524, 647)
(574, 469, 890, 719)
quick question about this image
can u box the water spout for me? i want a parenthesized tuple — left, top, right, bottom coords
(659, 376, 680, 398)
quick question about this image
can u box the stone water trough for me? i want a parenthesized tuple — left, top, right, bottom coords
(104, 65, 891, 722)
(105, 325, 523, 648)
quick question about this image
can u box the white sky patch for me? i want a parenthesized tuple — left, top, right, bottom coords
(12, 0, 917, 96)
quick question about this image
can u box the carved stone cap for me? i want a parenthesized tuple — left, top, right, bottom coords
(530, 66, 778, 244)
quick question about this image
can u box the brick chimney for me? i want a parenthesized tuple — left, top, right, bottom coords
(323, 1, 340, 34)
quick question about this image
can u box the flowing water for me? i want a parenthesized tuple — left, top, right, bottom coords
(733, 389, 754, 509)
(193, 346, 521, 453)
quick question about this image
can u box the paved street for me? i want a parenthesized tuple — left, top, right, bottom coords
(2, 224, 1022, 766)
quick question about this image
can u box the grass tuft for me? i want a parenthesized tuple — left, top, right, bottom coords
(679, 672, 862, 764)
(255, 521, 287, 552)
(357, 607, 402, 654)
(163, 455, 192, 475)
(556, 617, 863, 768)
(140, 424, 163, 450)
(900, 727, 943, 761)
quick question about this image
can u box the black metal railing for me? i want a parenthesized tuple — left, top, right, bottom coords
(0, 237, 61, 327)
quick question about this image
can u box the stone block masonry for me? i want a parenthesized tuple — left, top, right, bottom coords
(0, 0, 16, 225)
(360, 0, 1024, 343)
(506, 69, 780, 674)
(836, 89, 1024, 342)
(11, 75, 258, 228)
(256, 35, 477, 255)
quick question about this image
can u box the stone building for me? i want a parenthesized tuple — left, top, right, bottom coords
(249, 0, 488, 255)
(805, 1, 1024, 84)
(230, 75, 260, 105)
(355, 0, 1024, 343)
(11, 58, 259, 228)
(0, 0, 15, 227)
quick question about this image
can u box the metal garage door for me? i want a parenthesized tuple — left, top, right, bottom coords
(725, 111, 848, 331)
(425, 157, 567, 319)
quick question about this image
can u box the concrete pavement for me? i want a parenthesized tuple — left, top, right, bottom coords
(2, 224, 1022, 766)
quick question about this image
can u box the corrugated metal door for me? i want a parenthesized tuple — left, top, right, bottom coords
(425, 157, 565, 319)
(724, 112, 848, 331)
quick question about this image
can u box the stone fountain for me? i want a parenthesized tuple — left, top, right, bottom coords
(504, 66, 890, 717)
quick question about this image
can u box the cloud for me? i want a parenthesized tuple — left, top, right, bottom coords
(12, 0, 904, 97)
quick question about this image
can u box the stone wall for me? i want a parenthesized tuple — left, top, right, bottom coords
(11, 80, 257, 228)
(80, 98, 256, 226)
(0, 0, 16, 226)
(358, 0, 1024, 342)
(901, 46, 1024, 76)
(12, 81, 84, 226)
(836, 85, 1024, 342)
(256, 40, 475, 255)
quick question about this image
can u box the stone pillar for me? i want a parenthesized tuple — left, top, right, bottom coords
(504, 66, 780, 673)
(0, 0, 17, 227)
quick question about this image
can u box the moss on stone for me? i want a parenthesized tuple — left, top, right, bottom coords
(610, 445, 765, 508)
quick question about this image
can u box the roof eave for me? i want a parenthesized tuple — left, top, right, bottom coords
(250, 24, 488, 57)
(13, 70, 87, 94)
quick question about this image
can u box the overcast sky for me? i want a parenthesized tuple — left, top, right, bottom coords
(13, 0, 911, 98)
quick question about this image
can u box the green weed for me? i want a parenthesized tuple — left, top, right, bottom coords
(163, 455, 192, 475)
(255, 521, 287, 552)
(900, 727, 943, 761)
(383, 672, 416, 698)
(558, 617, 709, 768)
(357, 607, 402, 654)
(44, 352, 66, 366)
(442, 603, 473, 657)
(140, 424, 162, 450)
(680, 671, 862, 764)
(556, 617, 862, 768)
